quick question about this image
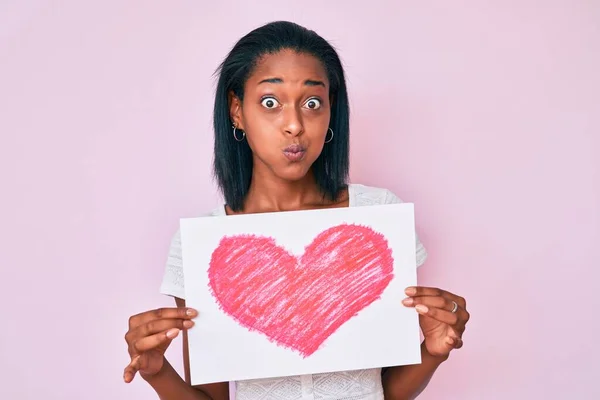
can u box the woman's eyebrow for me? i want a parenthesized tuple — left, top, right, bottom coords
(257, 77, 326, 87)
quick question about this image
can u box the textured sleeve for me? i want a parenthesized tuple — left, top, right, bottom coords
(384, 190, 429, 267)
(159, 229, 186, 299)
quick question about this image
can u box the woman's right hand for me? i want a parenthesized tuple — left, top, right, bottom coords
(123, 307, 198, 383)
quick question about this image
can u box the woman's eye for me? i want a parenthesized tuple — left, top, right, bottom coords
(261, 98, 280, 109)
(304, 98, 322, 110)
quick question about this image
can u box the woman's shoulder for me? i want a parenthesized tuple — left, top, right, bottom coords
(349, 183, 428, 266)
(349, 183, 405, 206)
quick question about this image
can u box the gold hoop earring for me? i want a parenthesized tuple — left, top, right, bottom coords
(324, 128, 334, 143)
(233, 125, 245, 142)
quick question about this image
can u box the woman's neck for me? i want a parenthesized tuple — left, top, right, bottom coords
(226, 166, 348, 215)
(243, 170, 322, 213)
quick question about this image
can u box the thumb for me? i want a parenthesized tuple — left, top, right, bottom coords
(123, 355, 142, 383)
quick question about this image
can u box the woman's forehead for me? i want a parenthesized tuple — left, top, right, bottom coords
(248, 50, 329, 86)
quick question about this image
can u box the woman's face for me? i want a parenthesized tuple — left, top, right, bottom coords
(230, 49, 331, 182)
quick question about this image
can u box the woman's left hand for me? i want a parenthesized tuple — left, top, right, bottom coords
(402, 286, 470, 358)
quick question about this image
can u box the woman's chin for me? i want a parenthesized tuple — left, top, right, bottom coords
(274, 164, 313, 182)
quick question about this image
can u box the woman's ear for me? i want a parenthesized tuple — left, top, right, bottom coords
(228, 91, 243, 129)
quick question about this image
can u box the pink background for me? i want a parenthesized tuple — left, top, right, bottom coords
(1, 1, 598, 399)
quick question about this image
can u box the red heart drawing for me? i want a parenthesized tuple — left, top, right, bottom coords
(208, 223, 394, 357)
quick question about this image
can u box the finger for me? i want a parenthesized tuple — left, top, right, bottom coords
(447, 329, 464, 349)
(444, 335, 463, 349)
(405, 286, 443, 297)
(128, 307, 198, 329)
(126, 319, 193, 357)
(123, 355, 141, 383)
(418, 303, 468, 331)
(405, 286, 466, 309)
(133, 328, 180, 353)
(129, 318, 194, 342)
(403, 295, 453, 311)
(415, 304, 460, 326)
(405, 296, 469, 328)
(453, 337, 464, 349)
(404, 295, 464, 317)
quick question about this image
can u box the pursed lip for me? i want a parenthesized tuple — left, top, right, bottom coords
(283, 144, 306, 153)
(282, 144, 307, 161)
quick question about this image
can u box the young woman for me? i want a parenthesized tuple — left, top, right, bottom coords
(123, 21, 470, 400)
